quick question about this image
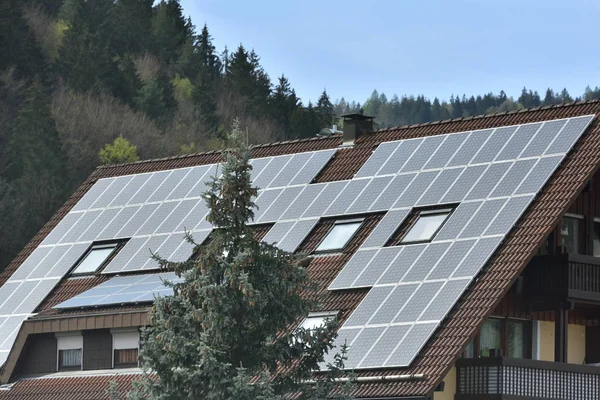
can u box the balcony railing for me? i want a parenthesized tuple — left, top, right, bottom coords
(456, 357, 600, 400)
(526, 254, 600, 309)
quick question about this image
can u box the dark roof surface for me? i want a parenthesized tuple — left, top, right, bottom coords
(3, 101, 600, 398)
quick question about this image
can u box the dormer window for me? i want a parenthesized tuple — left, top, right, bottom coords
(71, 243, 118, 275)
(315, 220, 363, 253)
(401, 208, 452, 244)
(56, 332, 83, 371)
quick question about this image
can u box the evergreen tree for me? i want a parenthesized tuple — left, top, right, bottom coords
(190, 25, 221, 133)
(315, 89, 336, 129)
(2, 78, 65, 182)
(151, 0, 188, 62)
(0, 0, 46, 79)
(270, 75, 299, 138)
(111, 0, 153, 55)
(135, 69, 176, 125)
(0, 79, 67, 246)
(131, 120, 351, 399)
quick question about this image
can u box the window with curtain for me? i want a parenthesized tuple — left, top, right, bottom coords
(561, 216, 580, 254)
(114, 349, 139, 367)
(479, 319, 502, 357)
(59, 348, 82, 370)
(508, 320, 527, 359)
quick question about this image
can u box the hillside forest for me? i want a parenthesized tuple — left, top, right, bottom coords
(2, 0, 600, 273)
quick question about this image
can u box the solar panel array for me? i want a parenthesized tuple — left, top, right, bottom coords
(54, 272, 181, 309)
(0, 149, 335, 366)
(0, 115, 594, 368)
(323, 115, 594, 369)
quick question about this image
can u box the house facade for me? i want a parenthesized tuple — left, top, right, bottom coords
(1, 102, 600, 399)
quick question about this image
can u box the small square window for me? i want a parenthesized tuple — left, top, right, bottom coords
(315, 220, 363, 253)
(401, 208, 451, 244)
(59, 348, 82, 370)
(72, 244, 118, 275)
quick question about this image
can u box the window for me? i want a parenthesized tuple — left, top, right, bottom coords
(315, 220, 363, 252)
(593, 219, 600, 257)
(561, 215, 581, 254)
(401, 208, 452, 244)
(299, 312, 338, 331)
(507, 320, 527, 359)
(112, 329, 140, 368)
(72, 244, 118, 275)
(479, 319, 502, 357)
(56, 332, 83, 371)
(462, 318, 531, 359)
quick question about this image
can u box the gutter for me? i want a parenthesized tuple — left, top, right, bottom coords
(305, 374, 425, 384)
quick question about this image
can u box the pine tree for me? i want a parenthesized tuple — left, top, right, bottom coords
(2, 78, 65, 182)
(0, 0, 46, 79)
(151, 0, 188, 63)
(135, 69, 176, 125)
(315, 89, 336, 129)
(131, 120, 352, 399)
(270, 75, 300, 138)
(111, 0, 153, 55)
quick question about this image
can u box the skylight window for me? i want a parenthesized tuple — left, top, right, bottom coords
(72, 244, 118, 275)
(299, 312, 338, 331)
(401, 208, 452, 244)
(315, 220, 363, 253)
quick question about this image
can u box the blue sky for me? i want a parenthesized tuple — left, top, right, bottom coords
(180, 0, 599, 105)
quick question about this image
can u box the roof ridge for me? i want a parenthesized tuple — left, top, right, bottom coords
(373, 98, 600, 134)
(96, 134, 343, 170)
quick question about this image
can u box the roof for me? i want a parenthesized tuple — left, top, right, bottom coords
(2, 101, 600, 398)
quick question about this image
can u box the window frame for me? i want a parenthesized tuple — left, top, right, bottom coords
(462, 317, 532, 359)
(56, 332, 83, 371)
(71, 243, 118, 276)
(561, 214, 583, 255)
(399, 207, 453, 245)
(298, 311, 339, 331)
(111, 328, 140, 368)
(314, 219, 364, 254)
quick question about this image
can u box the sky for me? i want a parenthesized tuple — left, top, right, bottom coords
(180, 0, 600, 105)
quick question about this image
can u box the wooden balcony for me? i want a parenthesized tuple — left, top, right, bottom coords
(526, 253, 600, 310)
(456, 357, 600, 400)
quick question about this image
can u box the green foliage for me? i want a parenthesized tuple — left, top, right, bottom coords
(131, 120, 352, 399)
(172, 75, 193, 101)
(99, 136, 140, 165)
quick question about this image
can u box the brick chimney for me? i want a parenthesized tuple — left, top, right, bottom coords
(341, 113, 375, 145)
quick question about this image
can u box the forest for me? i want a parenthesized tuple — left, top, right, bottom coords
(1, 0, 600, 273)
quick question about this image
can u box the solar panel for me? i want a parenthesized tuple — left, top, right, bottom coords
(378, 139, 422, 175)
(325, 117, 592, 370)
(302, 181, 348, 218)
(355, 141, 398, 178)
(277, 219, 319, 252)
(346, 176, 393, 215)
(361, 209, 410, 248)
(269, 153, 311, 188)
(109, 174, 151, 206)
(0, 116, 592, 371)
(400, 135, 446, 172)
(353, 247, 402, 287)
(423, 132, 469, 169)
(54, 272, 182, 309)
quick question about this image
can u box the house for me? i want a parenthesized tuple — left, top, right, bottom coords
(1, 102, 600, 400)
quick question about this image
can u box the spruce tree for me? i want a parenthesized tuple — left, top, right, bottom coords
(315, 89, 336, 129)
(131, 120, 351, 400)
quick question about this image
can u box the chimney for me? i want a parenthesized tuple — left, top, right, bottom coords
(341, 113, 374, 145)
